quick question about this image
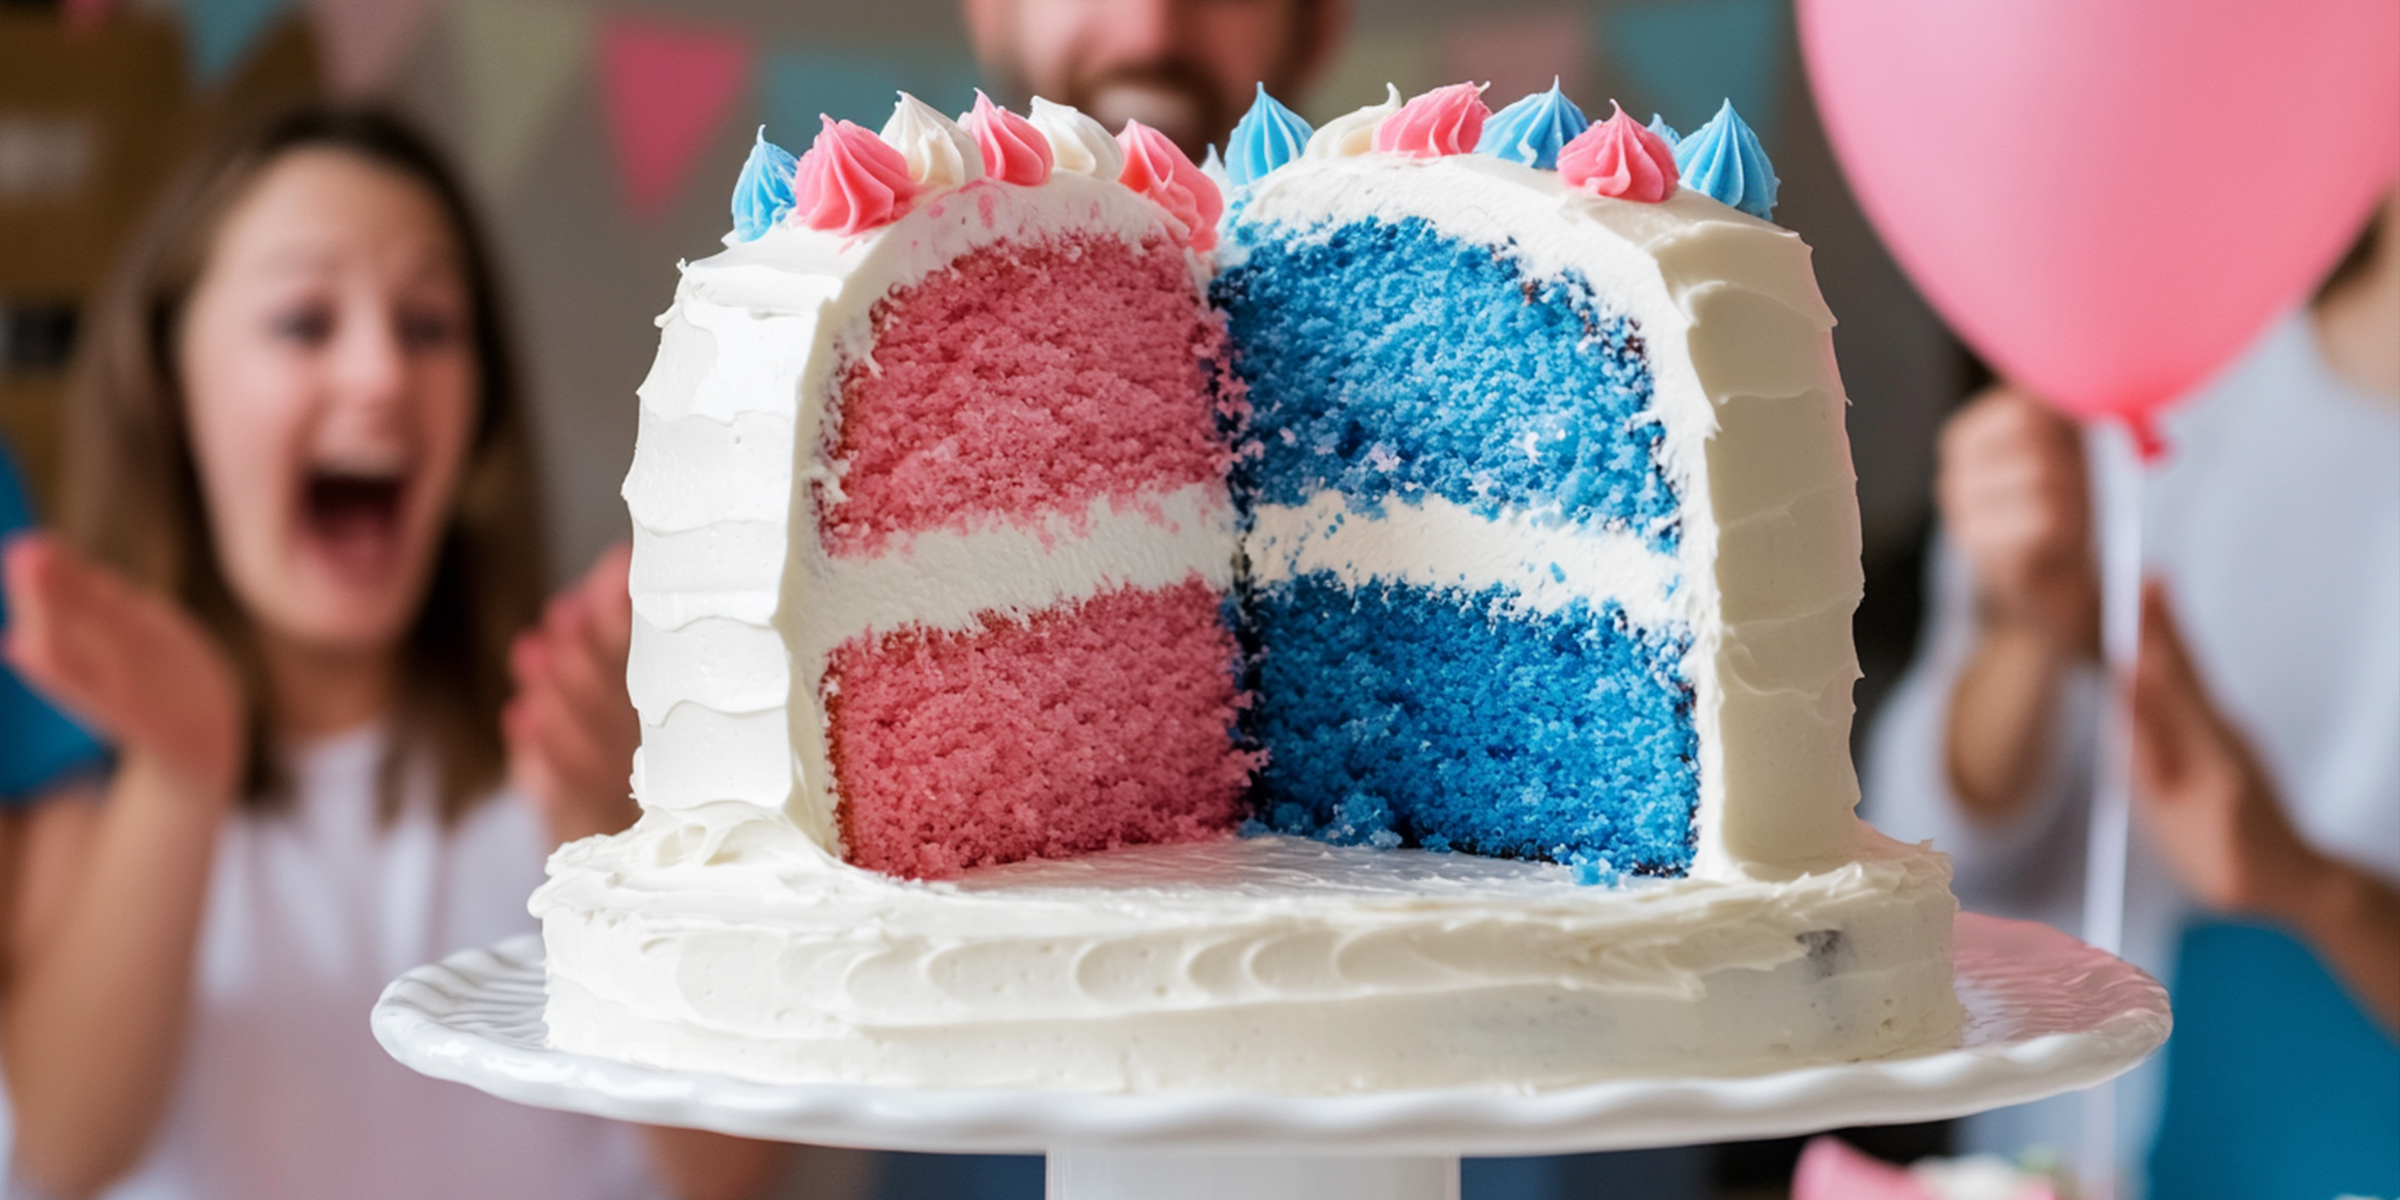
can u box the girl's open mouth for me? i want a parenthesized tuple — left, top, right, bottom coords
(300, 469, 410, 579)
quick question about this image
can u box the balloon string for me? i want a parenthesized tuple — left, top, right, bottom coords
(2082, 421, 2146, 1199)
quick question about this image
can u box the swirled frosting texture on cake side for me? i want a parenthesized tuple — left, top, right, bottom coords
(541, 813, 1960, 1092)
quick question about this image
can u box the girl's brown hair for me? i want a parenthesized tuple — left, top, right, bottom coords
(65, 105, 545, 823)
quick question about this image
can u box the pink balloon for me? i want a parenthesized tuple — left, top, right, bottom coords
(1800, 0, 2399, 442)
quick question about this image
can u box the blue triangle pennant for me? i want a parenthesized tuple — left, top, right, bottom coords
(1599, 0, 1789, 144)
(179, 0, 291, 87)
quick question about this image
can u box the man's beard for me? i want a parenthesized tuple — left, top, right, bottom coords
(1059, 60, 1228, 160)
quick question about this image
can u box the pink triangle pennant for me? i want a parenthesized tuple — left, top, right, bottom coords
(597, 16, 752, 223)
(307, 0, 442, 97)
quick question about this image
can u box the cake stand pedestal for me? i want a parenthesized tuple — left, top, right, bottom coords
(373, 912, 2169, 1200)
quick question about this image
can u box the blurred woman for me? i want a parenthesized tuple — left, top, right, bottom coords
(1865, 193, 2400, 1197)
(0, 106, 781, 1200)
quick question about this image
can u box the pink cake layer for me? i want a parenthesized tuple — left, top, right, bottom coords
(826, 579, 1254, 880)
(820, 233, 1234, 556)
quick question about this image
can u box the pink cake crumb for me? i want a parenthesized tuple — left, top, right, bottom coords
(828, 579, 1255, 880)
(821, 234, 1234, 556)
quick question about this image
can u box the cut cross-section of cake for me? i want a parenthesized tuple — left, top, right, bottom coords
(1221, 90, 1861, 881)
(621, 99, 1250, 882)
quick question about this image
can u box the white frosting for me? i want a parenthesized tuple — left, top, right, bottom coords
(1028, 97, 1124, 181)
(542, 117, 1950, 1097)
(881, 92, 983, 189)
(1230, 154, 1864, 876)
(1303, 84, 1402, 160)
(540, 817, 1959, 1092)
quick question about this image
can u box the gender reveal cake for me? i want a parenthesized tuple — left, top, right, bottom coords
(534, 84, 1962, 1093)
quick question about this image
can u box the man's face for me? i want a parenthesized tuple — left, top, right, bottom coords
(967, 0, 1341, 157)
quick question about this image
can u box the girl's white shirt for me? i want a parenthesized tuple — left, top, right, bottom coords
(1863, 309, 2400, 1185)
(86, 725, 660, 1200)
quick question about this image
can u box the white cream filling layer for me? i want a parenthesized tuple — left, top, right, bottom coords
(1247, 492, 1687, 631)
(795, 483, 1236, 660)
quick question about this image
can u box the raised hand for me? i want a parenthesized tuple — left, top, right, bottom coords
(503, 542, 640, 848)
(1938, 387, 2106, 820)
(1938, 385, 2100, 657)
(1, 533, 243, 798)
(2125, 582, 2315, 913)
(2128, 581, 2400, 1027)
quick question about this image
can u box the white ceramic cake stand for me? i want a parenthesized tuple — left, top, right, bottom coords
(373, 912, 2168, 1200)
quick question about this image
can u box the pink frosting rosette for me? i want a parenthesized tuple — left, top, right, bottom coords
(966, 91, 1054, 187)
(1115, 120, 1223, 251)
(1372, 82, 1490, 158)
(1558, 103, 1680, 203)
(792, 116, 919, 236)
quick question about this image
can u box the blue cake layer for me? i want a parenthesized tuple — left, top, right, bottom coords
(1215, 215, 1678, 552)
(1247, 574, 1698, 876)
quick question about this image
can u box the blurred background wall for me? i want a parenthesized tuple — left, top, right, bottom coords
(0, 0, 1964, 1188)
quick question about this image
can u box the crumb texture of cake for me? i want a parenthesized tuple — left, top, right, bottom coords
(829, 580, 1251, 878)
(812, 217, 1247, 878)
(1220, 210, 1698, 874)
(821, 234, 1231, 555)
(1225, 148, 1865, 879)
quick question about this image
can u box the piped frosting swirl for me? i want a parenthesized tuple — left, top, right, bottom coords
(1306, 84, 1403, 160)
(965, 91, 1054, 187)
(1116, 119, 1222, 251)
(1673, 100, 1777, 219)
(1477, 80, 1588, 171)
(881, 92, 983, 190)
(1227, 83, 1314, 186)
(791, 116, 919, 236)
(1559, 103, 1679, 203)
(1373, 82, 1491, 159)
(731, 127, 797, 241)
(1029, 97, 1124, 180)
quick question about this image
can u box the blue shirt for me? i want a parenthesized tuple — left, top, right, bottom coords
(0, 442, 108, 803)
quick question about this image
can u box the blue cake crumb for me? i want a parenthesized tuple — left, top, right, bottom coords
(1566, 849, 1623, 887)
(1246, 576, 1699, 875)
(1215, 215, 1680, 554)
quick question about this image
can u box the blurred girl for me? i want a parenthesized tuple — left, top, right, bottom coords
(0, 107, 781, 1200)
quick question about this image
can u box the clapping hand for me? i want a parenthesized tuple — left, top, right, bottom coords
(503, 543, 640, 848)
(1, 534, 243, 799)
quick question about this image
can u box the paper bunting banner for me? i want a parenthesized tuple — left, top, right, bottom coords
(1305, 26, 1440, 125)
(449, 0, 590, 197)
(307, 0, 442, 96)
(764, 50, 911, 142)
(597, 16, 752, 222)
(179, 0, 291, 86)
(762, 46, 983, 144)
(1601, 0, 1790, 142)
(1441, 8, 1589, 108)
